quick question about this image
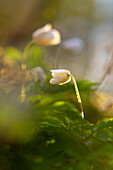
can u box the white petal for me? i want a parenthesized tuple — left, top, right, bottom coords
(32, 24, 52, 37)
(42, 24, 52, 32)
(32, 25, 61, 46)
(33, 32, 53, 46)
(50, 75, 71, 85)
(47, 29, 61, 45)
(50, 78, 60, 84)
(50, 77, 64, 84)
(59, 76, 71, 85)
(50, 69, 71, 77)
(50, 69, 67, 73)
(50, 69, 71, 74)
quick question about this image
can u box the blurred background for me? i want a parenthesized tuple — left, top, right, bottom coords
(0, 1, 113, 79)
(0, 0, 113, 92)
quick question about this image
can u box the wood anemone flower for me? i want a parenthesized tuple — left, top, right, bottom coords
(50, 69, 71, 85)
(32, 24, 61, 46)
(50, 69, 84, 119)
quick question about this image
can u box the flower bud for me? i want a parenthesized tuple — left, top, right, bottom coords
(32, 24, 61, 46)
(50, 69, 71, 85)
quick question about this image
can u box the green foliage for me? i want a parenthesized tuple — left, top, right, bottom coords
(26, 45, 46, 69)
(4, 47, 22, 61)
(1, 46, 113, 170)
(3, 46, 22, 67)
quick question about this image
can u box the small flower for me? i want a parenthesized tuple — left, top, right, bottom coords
(50, 69, 84, 119)
(61, 38, 85, 54)
(32, 24, 61, 46)
(50, 69, 71, 85)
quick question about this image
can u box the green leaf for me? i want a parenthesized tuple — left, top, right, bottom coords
(4, 46, 22, 62)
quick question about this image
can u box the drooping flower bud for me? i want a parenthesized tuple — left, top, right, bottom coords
(32, 24, 61, 46)
(50, 69, 71, 85)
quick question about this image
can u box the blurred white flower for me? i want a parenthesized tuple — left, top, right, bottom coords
(32, 24, 61, 46)
(61, 38, 85, 54)
(30, 67, 46, 85)
(50, 69, 71, 85)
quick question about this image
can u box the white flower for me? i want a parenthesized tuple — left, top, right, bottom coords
(32, 24, 61, 46)
(50, 69, 71, 85)
(50, 69, 84, 119)
(61, 38, 85, 54)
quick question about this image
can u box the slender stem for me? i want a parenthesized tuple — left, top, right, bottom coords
(71, 75, 84, 118)
(21, 84, 25, 102)
(71, 75, 84, 140)
(21, 40, 34, 68)
(21, 40, 34, 102)
(53, 48, 61, 69)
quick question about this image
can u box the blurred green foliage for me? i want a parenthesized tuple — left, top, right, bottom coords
(0, 45, 113, 170)
(26, 45, 45, 69)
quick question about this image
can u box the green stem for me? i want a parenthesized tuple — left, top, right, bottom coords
(21, 40, 35, 102)
(71, 75, 84, 140)
(71, 75, 84, 118)
(21, 40, 34, 69)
